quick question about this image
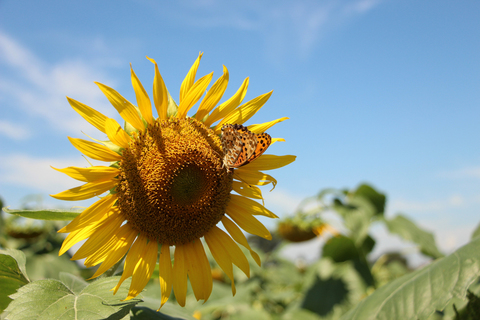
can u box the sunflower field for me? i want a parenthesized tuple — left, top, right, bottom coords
(1, 56, 480, 320)
(2, 182, 480, 320)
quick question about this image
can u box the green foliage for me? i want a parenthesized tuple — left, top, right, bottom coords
(0, 250, 29, 313)
(5, 275, 141, 320)
(453, 291, 480, 320)
(385, 214, 444, 259)
(350, 184, 386, 216)
(471, 222, 480, 240)
(130, 307, 196, 320)
(1, 183, 479, 319)
(341, 237, 480, 320)
(2, 208, 81, 221)
(301, 259, 368, 318)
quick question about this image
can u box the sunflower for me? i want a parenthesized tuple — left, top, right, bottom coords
(51, 53, 295, 309)
(277, 220, 330, 243)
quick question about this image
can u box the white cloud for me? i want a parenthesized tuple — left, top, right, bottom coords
(146, 0, 383, 61)
(0, 31, 118, 135)
(0, 153, 96, 193)
(440, 166, 480, 179)
(262, 188, 304, 216)
(0, 120, 30, 140)
(345, 0, 382, 14)
(389, 194, 468, 214)
(260, 0, 384, 59)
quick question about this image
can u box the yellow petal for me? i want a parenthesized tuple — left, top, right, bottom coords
(214, 91, 273, 134)
(222, 216, 261, 266)
(158, 244, 173, 309)
(195, 65, 229, 121)
(239, 155, 296, 172)
(146, 56, 169, 120)
(225, 203, 272, 240)
(234, 169, 277, 189)
(59, 228, 92, 257)
(58, 194, 117, 233)
(172, 245, 188, 307)
(126, 238, 158, 300)
(228, 194, 278, 218)
(184, 240, 212, 302)
(95, 82, 145, 132)
(113, 234, 143, 294)
(52, 166, 119, 183)
(59, 210, 118, 256)
(51, 179, 117, 201)
(89, 224, 137, 279)
(180, 52, 203, 103)
(105, 118, 131, 149)
(272, 138, 285, 144)
(206, 226, 249, 277)
(232, 181, 263, 201)
(204, 77, 249, 127)
(204, 228, 236, 295)
(176, 72, 213, 119)
(68, 137, 122, 162)
(247, 117, 289, 134)
(67, 97, 107, 134)
(131, 64, 154, 125)
(72, 212, 124, 260)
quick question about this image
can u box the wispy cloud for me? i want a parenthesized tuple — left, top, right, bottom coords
(0, 31, 118, 135)
(0, 153, 96, 193)
(262, 189, 304, 216)
(149, 0, 383, 62)
(389, 194, 467, 214)
(0, 120, 30, 140)
(439, 166, 480, 179)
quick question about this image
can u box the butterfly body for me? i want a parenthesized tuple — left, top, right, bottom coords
(221, 124, 271, 170)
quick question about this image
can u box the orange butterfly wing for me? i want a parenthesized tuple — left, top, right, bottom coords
(221, 124, 272, 170)
(242, 132, 271, 166)
(221, 125, 244, 169)
(232, 125, 257, 168)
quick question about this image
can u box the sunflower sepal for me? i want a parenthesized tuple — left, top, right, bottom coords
(110, 162, 121, 169)
(166, 92, 178, 118)
(123, 120, 139, 136)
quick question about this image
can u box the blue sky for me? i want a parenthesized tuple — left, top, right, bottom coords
(1, 0, 479, 261)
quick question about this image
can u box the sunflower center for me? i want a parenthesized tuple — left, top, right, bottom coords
(171, 165, 205, 205)
(116, 118, 232, 245)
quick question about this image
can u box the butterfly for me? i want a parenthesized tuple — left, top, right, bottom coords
(220, 124, 272, 170)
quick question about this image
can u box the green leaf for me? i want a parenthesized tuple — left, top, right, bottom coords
(351, 184, 386, 216)
(340, 237, 480, 320)
(3, 208, 81, 221)
(385, 214, 444, 259)
(25, 250, 81, 281)
(323, 235, 360, 262)
(59, 272, 88, 294)
(5, 276, 141, 320)
(130, 306, 192, 320)
(322, 235, 375, 288)
(0, 250, 29, 313)
(301, 258, 368, 318)
(471, 221, 480, 240)
(281, 308, 322, 320)
(334, 197, 376, 246)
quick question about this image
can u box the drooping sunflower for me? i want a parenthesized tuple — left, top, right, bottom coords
(51, 53, 295, 308)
